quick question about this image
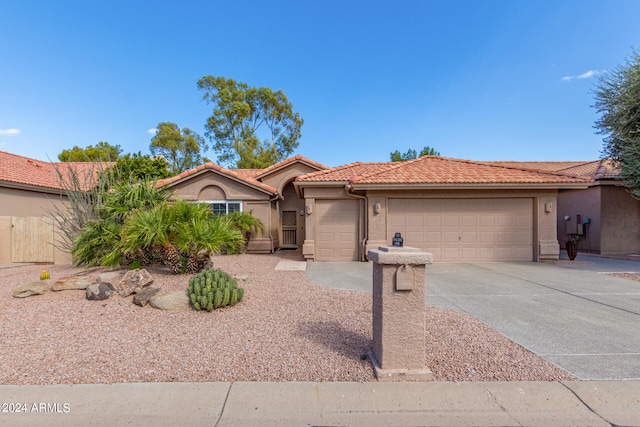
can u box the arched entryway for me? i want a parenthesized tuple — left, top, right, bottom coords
(279, 180, 305, 248)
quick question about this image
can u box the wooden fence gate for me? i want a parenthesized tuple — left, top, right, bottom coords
(11, 216, 55, 263)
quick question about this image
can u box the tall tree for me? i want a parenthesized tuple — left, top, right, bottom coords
(58, 141, 122, 162)
(150, 122, 208, 175)
(197, 76, 304, 168)
(390, 146, 440, 162)
(594, 48, 640, 198)
(101, 152, 172, 182)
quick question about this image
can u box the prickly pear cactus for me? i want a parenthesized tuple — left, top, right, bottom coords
(188, 268, 244, 311)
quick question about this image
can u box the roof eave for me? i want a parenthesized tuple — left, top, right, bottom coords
(349, 182, 592, 191)
(255, 158, 327, 180)
(0, 180, 66, 194)
(293, 180, 350, 187)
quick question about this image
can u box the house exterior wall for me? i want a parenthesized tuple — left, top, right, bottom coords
(0, 187, 64, 217)
(600, 185, 640, 255)
(270, 200, 279, 249)
(243, 200, 275, 253)
(557, 186, 602, 253)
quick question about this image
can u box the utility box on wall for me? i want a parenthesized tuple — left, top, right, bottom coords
(564, 214, 584, 236)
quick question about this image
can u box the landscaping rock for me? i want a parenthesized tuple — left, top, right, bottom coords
(52, 276, 95, 291)
(149, 291, 191, 311)
(86, 282, 115, 301)
(12, 281, 47, 298)
(234, 274, 250, 283)
(117, 268, 153, 297)
(133, 287, 161, 307)
(97, 271, 125, 285)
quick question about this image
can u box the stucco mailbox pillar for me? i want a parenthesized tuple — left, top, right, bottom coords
(367, 246, 434, 381)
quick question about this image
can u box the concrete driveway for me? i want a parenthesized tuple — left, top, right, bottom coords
(306, 255, 640, 380)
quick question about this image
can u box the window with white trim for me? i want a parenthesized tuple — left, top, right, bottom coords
(203, 201, 242, 216)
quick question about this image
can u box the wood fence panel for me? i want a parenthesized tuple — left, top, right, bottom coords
(11, 216, 55, 263)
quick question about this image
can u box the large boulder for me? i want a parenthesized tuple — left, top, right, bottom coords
(149, 291, 191, 311)
(52, 276, 95, 291)
(86, 282, 115, 301)
(12, 281, 47, 298)
(97, 271, 125, 285)
(133, 287, 161, 307)
(117, 268, 153, 297)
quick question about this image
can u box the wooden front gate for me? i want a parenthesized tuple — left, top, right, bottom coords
(11, 216, 55, 263)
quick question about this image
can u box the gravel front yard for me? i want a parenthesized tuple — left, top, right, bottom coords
(0, 253, 574, 385)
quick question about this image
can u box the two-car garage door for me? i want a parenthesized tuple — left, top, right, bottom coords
(388, 198, 534, 261)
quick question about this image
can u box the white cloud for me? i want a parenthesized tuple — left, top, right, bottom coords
(0, 128, 21, 136)
(147, 128, 158, 135)
(561, 70, 602, 81)
(578, 70, 597, 79)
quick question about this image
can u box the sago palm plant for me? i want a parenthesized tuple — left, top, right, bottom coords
(121, 200, 243, 273)
(224, 210, 265, 253)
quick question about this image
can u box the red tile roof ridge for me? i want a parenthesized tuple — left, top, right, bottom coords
(348, 155, 592, 185)
(156, 162, 278, 194)
(255, 154, 329, 178)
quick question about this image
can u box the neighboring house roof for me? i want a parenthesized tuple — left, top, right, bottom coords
(156, 162, 278, 195)
(485, 159, 621, 181)
(481, 161, 589, 172)
(296, 156, 591, 188)
(0, 150, 106, 192)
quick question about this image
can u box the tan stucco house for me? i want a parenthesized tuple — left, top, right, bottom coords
(155, 155, 329, 253)
(294, 157, 591, 262)
(4, 149, 638, 265)
(0, 151, 103, 264)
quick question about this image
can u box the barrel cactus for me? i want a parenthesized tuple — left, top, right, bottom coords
(40, 270, 50, 281)
(188, 268, 244, 311)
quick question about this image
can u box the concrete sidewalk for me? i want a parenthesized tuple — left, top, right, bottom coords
(1, 380, 639, 426)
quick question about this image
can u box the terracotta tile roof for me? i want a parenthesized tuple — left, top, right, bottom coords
(484, 159, 620, 180)
(156, 162, 278, 194)
(557, 159, 620, 180)
(297, 156, 591, 186)
(254, 154, 329, 179)
(295, 162, 391, 182)
(482, 161, 590, 172)
(355, 157, 591, 185)
(0, 150, 107, 191)
(229, 169, 263, 180)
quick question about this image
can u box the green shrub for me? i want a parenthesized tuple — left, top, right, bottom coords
(188, 268, 244, 311)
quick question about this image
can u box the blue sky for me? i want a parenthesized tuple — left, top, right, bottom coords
(1, 0, 639, 167)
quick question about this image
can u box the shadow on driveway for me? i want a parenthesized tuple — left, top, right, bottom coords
(306, 255, 640, 380)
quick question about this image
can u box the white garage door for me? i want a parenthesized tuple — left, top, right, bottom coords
(316, 200, 358, 261)
(388, 198, 533, 261)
